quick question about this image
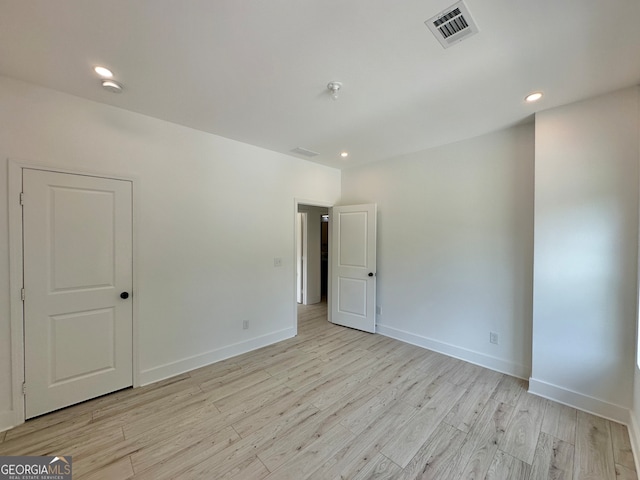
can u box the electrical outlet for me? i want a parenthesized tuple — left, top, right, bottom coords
(273, 258, 283, 267)
(243, 320, 249, 330)
(489, 332, 499, 345)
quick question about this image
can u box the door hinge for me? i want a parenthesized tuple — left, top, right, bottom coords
(22, 383, 26, 395)
(21, 288, 25, 301)
(19, 192, 24, 206)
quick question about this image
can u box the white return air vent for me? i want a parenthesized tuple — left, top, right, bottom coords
(291, 146, 320, 158)
(426, 1, 479, 49)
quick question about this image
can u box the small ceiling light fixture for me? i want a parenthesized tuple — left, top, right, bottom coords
(102, 80, 123, 93)
(327, 81, 342, 100)
(94, 66, 114, 78)
(340, 151, 349, 158)
(525, 92, 543, 103)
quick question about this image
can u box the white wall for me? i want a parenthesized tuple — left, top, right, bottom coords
(0, 76, 341, 431)
(531, 87, 639, 423)
(341, 124, 535, 378)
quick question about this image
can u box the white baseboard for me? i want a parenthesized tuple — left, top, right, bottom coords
(139, 327, 296, 386)
(0, 409, 22, 433)
(629, 410, 640, 476)
(376, 324, 530, 380)
(529, 377, 630, 425)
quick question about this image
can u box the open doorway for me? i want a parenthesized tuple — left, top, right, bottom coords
(296, 204, 329, 305)
(294, 199, 333, 336)
(294, 200, 378, 335)
(321, 213, 328, 299)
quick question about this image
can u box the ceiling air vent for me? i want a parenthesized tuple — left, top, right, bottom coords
(426, 1, 479, 49)
(291, 147, 320, 158)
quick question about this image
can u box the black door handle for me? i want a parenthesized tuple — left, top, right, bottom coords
(120, 292, 130, 299)
(368, 272, 374, 277)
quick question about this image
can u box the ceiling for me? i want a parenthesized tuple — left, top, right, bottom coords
(1, 1, 639, 169)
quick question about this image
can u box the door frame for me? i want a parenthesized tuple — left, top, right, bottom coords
(296, 211, 306, 304)
(293, 198, 333, 335)
(296, 212, 302, 304)
(8, 159, 140, 427)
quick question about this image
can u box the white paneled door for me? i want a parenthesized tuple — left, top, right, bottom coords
(330, 204, 377, 333)
(23, 169, 133, 419)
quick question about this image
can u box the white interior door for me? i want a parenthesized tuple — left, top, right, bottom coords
(330, 204, 377, 333)
(23, 169, 133, 418)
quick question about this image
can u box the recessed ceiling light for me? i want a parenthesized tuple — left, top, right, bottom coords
(525, 92, 543, 103)
(340, 151, 349, 158)
(94, 66, 114, 78)
(102, 80, 123, 93)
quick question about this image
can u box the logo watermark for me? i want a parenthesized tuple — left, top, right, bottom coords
(0, 456, 72, 480)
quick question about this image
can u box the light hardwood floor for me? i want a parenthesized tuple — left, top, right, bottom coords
(1, 302, 637, 479)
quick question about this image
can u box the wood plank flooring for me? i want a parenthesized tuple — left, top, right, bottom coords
(1, 302, 637, 479)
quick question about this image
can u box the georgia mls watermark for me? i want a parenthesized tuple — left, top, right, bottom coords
(0, 456, 72, 480)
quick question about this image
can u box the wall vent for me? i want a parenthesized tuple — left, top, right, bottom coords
(426, 1, 479, 49)
(291, 147, 320, 158)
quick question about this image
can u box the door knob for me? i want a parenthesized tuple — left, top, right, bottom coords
(120, 292, 130, 299)
(368, 272, 374, 277)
